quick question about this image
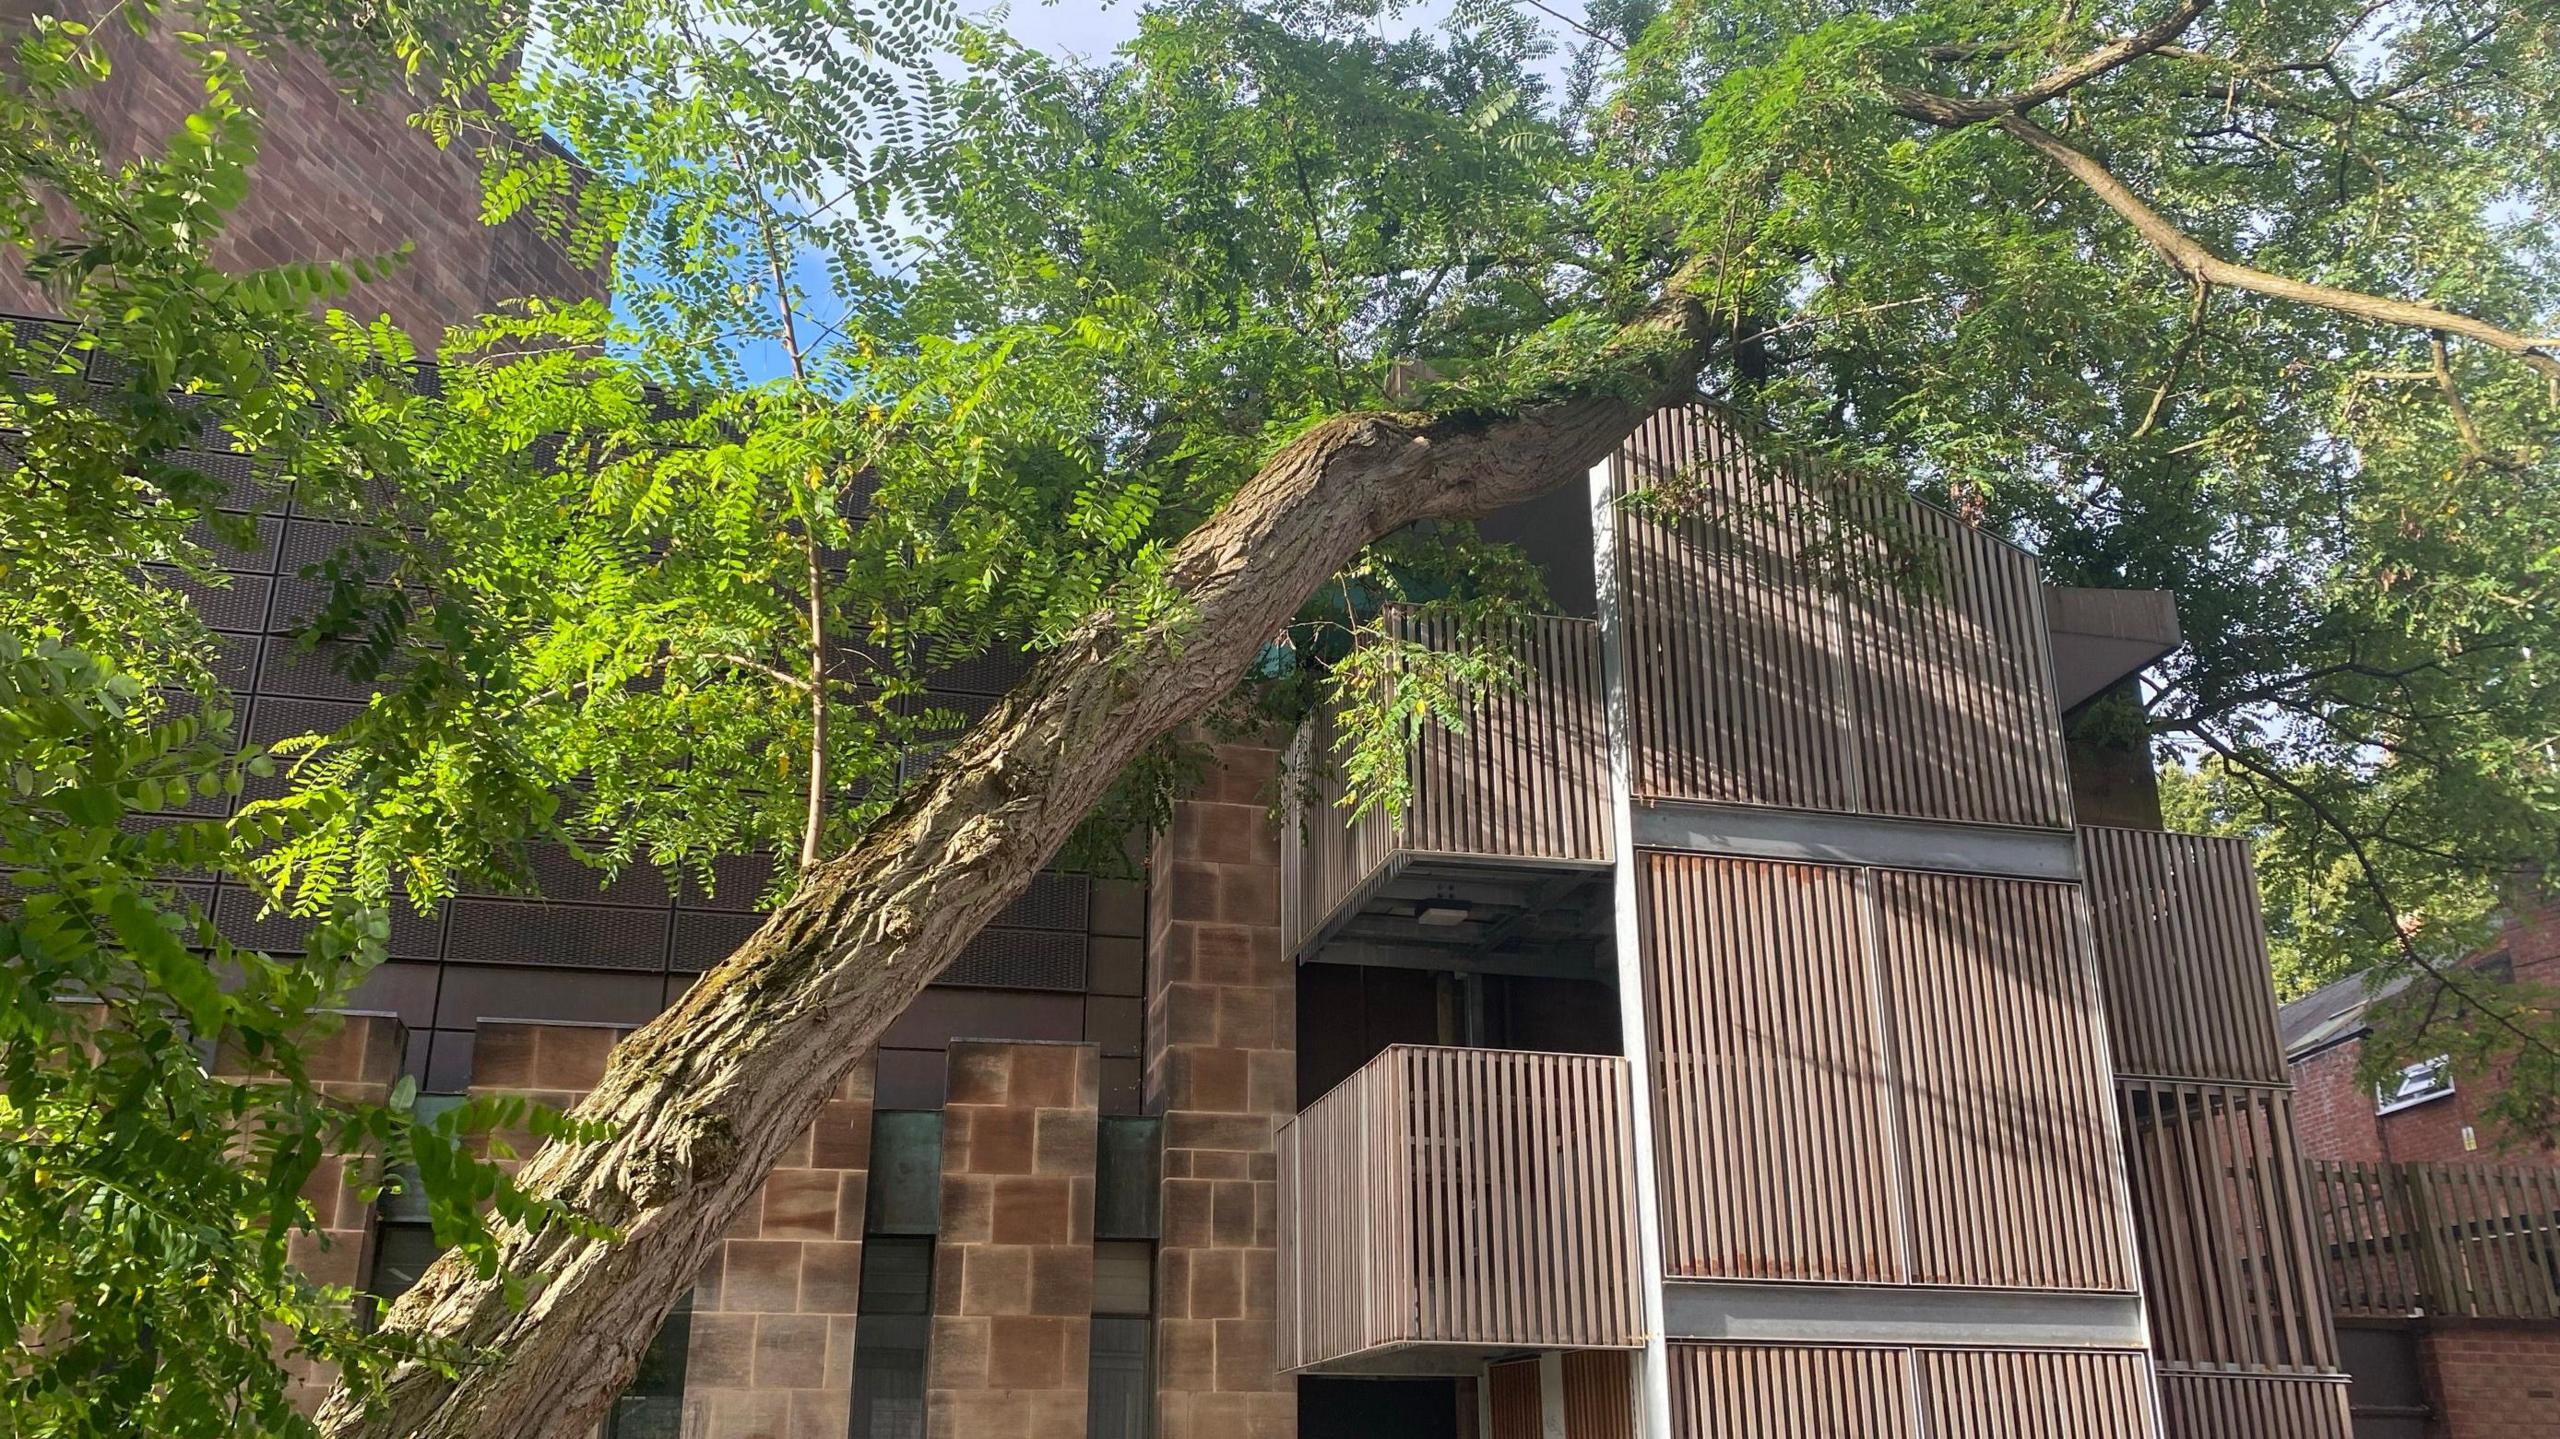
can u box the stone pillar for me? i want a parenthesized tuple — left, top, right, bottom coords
(252, 1011, 406, 1414)
(1144, 738, 1295, 1439)
(680, 1060, 875, 1439)
(467, 1020, 875, 1439)
(925, 1038, 1101, 1439)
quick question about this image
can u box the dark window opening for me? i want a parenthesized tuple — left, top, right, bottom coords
(849, 1236, 935, 1439)
(1087, 1241, 1153, 1439)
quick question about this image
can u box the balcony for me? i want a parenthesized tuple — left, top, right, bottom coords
(1281, 611, 1613, 975)
(1274, 1045, 1647, 1375)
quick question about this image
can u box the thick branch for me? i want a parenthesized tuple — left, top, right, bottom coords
(1895, 0, 2213, 124)
(1983, 114, 2560, 382)
(320, 276, 1718, 1439)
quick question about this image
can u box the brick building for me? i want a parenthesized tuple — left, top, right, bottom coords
(15, 28, 2474, 1439)
(2279, 900, 2560, 1439)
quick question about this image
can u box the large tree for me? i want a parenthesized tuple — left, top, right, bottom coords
(3, 0, 2552, 1434)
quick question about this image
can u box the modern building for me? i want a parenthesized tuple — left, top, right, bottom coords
(13, 28, 2421, 1439)
(2279, 901, 2560, 1438)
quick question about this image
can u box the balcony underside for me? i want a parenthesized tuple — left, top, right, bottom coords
(1293, 1339, 1639, 1379)
(1296, 849, 1613, 978)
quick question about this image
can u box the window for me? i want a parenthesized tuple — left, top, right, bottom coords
(2378, 1055, 2456, 1114)
(1087, 1242, 1153, 1439)
(849, 1237, 934, 1439)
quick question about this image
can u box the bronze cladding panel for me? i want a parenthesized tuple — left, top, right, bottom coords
(1641, 855, 1902, 1283)
(1640, 855, 2133, 1293)
(1668, 1346, 2156, 1439)
(1613, 405, 2072, 830)
(2120, 1081, 2336, 1370)
(1872, 869, 2133, 1292)
(1560, 1350, 1635, 1439)
(2083, 826, 2289, 1085)
(1914, 1349, 2157, 1438)
(2156, 1372, 2353, 1439)
(1276, 1046, 1644, 1369)
(1282, 610, 1609, 954)
(1487, 1360, 1544, 1439)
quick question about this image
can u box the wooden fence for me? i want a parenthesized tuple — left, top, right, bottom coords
(1275, 1046, 1645, 1372)
(1281, 610, 1611, 955)
(2309, 1159, 2560, 1320)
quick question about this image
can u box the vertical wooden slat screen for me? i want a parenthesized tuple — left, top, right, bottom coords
(1560, 1350, 1636, 1439)
(1874, 869, 2134, 1292)
(1275, 1046, 1644, 1370)
(2082, 826, 2289, 1085)
(1639, 853, 1903, 1282)
(2155, 1372, 2354, 1439)
(2118, 1081, 2335, 1370)
(1915, 1349, 2159, 1439)
(1669, 1344, 1912, 1439)
(1280, 610, 1610, 956)
(1486, 1359, 1545, 1439)
(2306, 1158, 2560, 1320)
(1611, 403, 2073, 830)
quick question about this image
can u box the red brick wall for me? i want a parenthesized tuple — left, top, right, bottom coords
(2290, 897, 2560, 1165)
(2420, 1323, 2560, 1437)
(0, 6, 604, 342)
(1145, 737, 1295, 1439)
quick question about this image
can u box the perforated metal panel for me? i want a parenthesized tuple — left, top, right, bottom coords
(939, 928, 1088, 992)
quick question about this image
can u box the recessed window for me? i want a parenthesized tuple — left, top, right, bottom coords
(2378, 1056, 2456, 1114)
(849, 1236, 935, 1439)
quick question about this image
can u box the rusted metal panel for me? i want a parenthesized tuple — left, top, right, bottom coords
(2119, 1081, 2336, 1371)
(2155, 1371, 2353, 1439)
(1560, 1350, 1634, 1439)
(1640, 854, 1902, 1283)
(1668, 1344, 1911, 1438)
(1611, 404, 2073, 831)
(1283, 611, 1611, 956)
(1276, 1046, 1645, 1372)
(1915, 1349, 2158, 1438)
(1872, 869, 2135, 1292)
(2308, 1158, 2560, 1321)
(2083, 826, 2289, 1085)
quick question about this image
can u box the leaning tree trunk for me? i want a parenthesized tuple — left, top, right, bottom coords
(319, 282, 1715, 1439)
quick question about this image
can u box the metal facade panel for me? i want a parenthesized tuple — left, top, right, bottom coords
(1283, 610, 1611, 955)
(1487, 1360, 1545, 1439)
(1668, 1344, 1911, 1439)
(1640, 854, 1903, 1283)
(1612, 404, 2073, 830)
(1560, 1350, 1635, 1439)
(2155, 1372, 2353, 1439)
(2082, 826, 2289, 1084)
(1614, 407, 1855, 813)
(1874, 869, 2135, 1292)
(1276, 1046, 1644, 1371)
(2120, 1081, 2336, 1371)
(1639, 854, 2134, 1294)
(1914, 1349, 2157, 1438)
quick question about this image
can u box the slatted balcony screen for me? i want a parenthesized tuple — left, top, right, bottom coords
(1280, 610, 1611, 954)
(1274, 1046, 1644, 1371)
(2082, 826, 2289, 1085)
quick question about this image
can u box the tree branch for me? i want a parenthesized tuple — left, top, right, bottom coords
(1892, 0, 2214, 124)
(1977, 113, 2560, 384)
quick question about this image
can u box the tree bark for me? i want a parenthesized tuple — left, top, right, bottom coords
(319, 282, 1715, 1439)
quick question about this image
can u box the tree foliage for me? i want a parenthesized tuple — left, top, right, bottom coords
(3, 0, 2556, 1431)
